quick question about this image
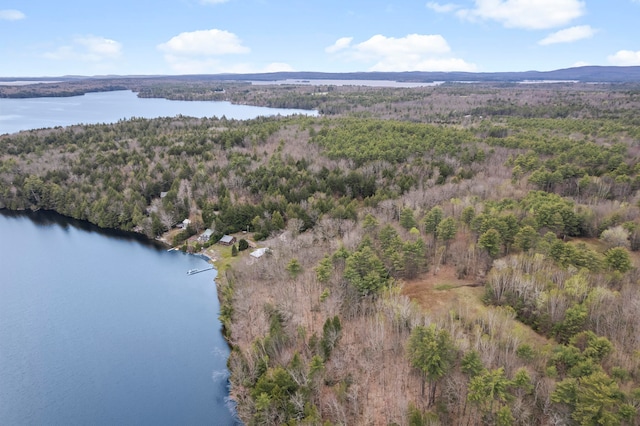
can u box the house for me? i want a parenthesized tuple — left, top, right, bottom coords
(250, 247, 269, 259)
(179, 218, 191, 229)
(219, 235, 236, 246)
(199, 229, 214, 242)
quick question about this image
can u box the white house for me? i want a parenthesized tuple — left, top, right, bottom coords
(199, 229, 214, 242)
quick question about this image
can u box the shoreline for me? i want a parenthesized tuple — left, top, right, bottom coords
(0, 207, 242, 424)
(7, 208, 240, 373)
(0, 205, 235, 287)
(0, 207, 168, 249)
(0, 206, 240, 377)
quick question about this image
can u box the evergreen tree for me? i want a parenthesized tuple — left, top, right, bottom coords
(604, 247, 632, 273)
(514, 225, 539, 253)
(314, 256, 333, 283)
(424, 206, 444, 237)
(362, 213, 379, 231)
(407, 324, 456, 407)
(286, 258, 302, 279)
(400, 207, 417, 230)
(461, 206, 476, 226)
(479, 228, 502, 258)
(344, 246, 389, 296)
(271, 210, 285, 230)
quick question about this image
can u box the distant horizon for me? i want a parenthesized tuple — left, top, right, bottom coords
(2, 65, 640, 83)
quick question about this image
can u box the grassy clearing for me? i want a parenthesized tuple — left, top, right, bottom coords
(403, 265, 554, 353)
(434, 283, 457, 291)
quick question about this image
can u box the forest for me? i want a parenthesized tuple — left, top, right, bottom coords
(2, 80, 640, 425)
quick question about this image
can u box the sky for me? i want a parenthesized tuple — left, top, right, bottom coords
(1, 0, 640, 77)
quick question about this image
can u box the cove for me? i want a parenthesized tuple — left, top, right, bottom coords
(0, 210, 240, 425)
(0, 89, 317, 135)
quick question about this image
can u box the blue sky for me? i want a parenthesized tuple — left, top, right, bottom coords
(1, 0, 640, 77)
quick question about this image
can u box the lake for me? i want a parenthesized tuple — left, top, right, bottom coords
(0, 89, 317, 135)
(0, 210, 240, 425)
(250, 78, 444, 87)
(0, 89, 309, 424)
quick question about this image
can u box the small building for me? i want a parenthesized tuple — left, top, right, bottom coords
(199, 229, 214, 242)
(179, 218, 191, 229)
(219, 235, 236, 246)
(250, 247, 269, 259)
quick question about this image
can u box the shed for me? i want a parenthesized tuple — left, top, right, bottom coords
(219, 235, 236, 246)
(250, 247, 269, 259)
(181, 218, 191, 229)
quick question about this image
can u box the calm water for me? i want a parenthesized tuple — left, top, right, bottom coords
(251, 78, 444, 87)
(0, 89, 317, 135)
(0, 210, 239, 425)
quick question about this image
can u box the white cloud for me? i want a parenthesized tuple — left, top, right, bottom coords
(0, 9, 25, 20)
(44, 36, 122, 62)
(325, 37, 353, 53)
(572, 61, 590, 67)
(77, 36, 122, 58)
(326, 34, 476, 72)
(158, 29, 256, 74)
(356, 34, 451, 57)
(456, 0, 586, 30)
(158, 29, 249, 56)
(608, 50, 640, 66)
(426, 2, 460, 13)
(538, 25, 595, 45)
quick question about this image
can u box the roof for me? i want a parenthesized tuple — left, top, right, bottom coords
(202, 229, 214, 237)
(250, 247, 269, 258)
(219, 234, 234, 243)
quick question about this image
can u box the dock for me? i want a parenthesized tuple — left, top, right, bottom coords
(187, 266, 214, 275)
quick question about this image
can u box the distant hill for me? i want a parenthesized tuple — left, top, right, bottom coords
(169, 66, 640, 83)
(2, 66, 640, 84)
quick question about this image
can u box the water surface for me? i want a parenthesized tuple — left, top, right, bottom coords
(0, 210, 239, 425)
(0, 89, 316, 135)
(251, 78, 444, 87)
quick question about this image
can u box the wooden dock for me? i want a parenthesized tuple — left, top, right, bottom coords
(187, 266, 214, 275)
